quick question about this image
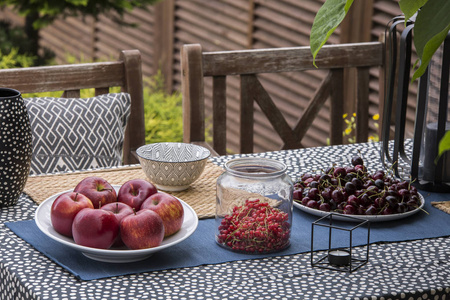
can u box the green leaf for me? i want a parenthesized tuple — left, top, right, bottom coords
(435, 131, 450, 164)
(66, 0, 88, 6)
(399, 0, 427, 21)
(310, 0, 354, 67)
(411, 0, 450, 81)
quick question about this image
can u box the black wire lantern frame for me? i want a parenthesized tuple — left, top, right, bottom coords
(311, 213, 370, 273)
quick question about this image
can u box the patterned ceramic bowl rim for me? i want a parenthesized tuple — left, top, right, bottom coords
(136, 142, 211, 163)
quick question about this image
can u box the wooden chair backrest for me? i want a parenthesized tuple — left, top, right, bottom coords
(181, 42, 384, 155)
(0, 49, 145, 164)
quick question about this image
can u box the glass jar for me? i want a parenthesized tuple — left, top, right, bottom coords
(216, 157, 294, 254)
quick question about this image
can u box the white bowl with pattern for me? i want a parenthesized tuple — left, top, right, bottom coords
(136, 143, 211, 191)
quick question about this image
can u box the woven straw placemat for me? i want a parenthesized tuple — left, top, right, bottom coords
(24, 161, 224, 219)
(432, 201, 450, 215)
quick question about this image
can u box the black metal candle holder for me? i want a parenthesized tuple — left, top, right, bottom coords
(311, 213, 370, 273)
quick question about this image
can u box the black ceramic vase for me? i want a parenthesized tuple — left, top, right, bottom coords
(0, 88, 33, 207)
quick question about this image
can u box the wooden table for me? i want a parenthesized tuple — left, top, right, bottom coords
(1, 142, 450, 300)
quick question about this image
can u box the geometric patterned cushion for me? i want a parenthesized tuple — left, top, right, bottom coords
(24, 93, 131, 175)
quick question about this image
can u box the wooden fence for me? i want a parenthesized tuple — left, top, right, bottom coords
(1, 0, 417, 154)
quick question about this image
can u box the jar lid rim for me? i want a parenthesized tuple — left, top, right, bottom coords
(224, 157, 287, 177)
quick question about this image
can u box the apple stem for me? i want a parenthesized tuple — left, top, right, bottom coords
(116, 202, 119, 213)
(133, 208, 137, 215)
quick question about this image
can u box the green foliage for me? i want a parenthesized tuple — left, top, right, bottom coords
(399, 0, 427, 20)
(0, 48, 34, 68)
(342, 113, 357, 144)
(1, 0, 161, 63)
(0, 20, 54, 66)
(310, 0, 354, 67)
(0, 21, 30, 51)
(1, 0, 162, 29)
(409, 0, 450, 81)
(369, 113, 380, 143)
(435, 131, 450, 164)
(0, 20, 35, 67)
(143, 71, 183, 144)
(310, 0, 450, 80)
(327, 113, 379, 145)
(342, 113, 380, 144)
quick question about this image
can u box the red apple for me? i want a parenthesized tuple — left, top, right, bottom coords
(73, 176, 117, 208)
(140, 192, 184, 237)
(51, 192, 94, 237)
(120, 209, 164, 250)
(72, 208, 119, 249)
(117, 179, 157, 210)
(101, 202, 134, 247)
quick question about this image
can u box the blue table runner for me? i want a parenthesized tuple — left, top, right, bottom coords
(5, 191, 450, 281)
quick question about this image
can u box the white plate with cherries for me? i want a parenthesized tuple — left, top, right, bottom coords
(292, 156, 425, 222)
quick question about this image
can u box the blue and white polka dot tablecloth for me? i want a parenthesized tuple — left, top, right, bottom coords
(1, 142, 450, 300)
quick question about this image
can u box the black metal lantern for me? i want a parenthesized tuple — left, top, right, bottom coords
(311, 213, 370, 273)
(381, 15, 450, 192)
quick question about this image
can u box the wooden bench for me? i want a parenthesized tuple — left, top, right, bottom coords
(181, 42, 384, 155)
(0, 49, 145, 164)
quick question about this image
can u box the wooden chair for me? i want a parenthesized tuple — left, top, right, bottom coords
(0, 49, 145, 164)
(181, 43, 384, 155)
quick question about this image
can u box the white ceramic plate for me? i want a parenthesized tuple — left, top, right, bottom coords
(293, 193, 425, 222)
(35, 186, 198, 263)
